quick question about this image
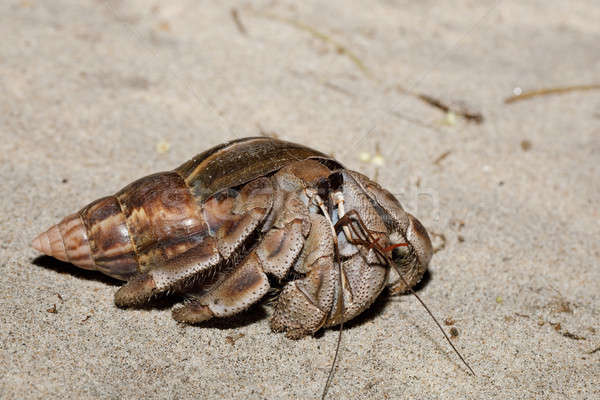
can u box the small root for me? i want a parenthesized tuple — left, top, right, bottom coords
(548, 321, 586, 341)
(505, 84, 600, 104)
(231, 8, 247, 35)
(433, 150, 452, 166)
(257, 12, 373, 80)
(587, 346, 600, 354)
(396, 87, 484, 123)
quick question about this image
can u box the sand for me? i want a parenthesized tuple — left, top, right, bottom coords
(1, 1, 598, 399)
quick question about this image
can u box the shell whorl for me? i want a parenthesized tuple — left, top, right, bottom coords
(31, 212, 96, 271)
(32, 194, 141, 280)
(31, 172, 206, 281)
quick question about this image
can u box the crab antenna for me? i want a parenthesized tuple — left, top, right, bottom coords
(390, 264, 475, 376)
(336, 210, 475, 377)
(321, 320, 343, 400)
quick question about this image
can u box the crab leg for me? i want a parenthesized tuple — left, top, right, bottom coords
(172, 252, 271, 323)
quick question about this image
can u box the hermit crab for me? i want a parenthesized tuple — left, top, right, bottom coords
(32, 137, 433, 337)
(32, 137, 472, 395)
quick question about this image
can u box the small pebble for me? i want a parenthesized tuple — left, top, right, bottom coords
(372, 154, 384, 166)
(359, 152, 371, 162)
(156, 140, 171, 154)
(443, 111, 457, 126)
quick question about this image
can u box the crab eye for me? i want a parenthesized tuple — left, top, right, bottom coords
(391, 245, 410, 264)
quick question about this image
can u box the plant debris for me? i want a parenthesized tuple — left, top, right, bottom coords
(449, 218, 466, 231)
(322, 81, 355, 97)
(157, 21, 170, 32)
(397, 88, 484, 123)
(81, 309, 94, 323)
(256, 11, 486, 127)
(358, 142, 385, 181)
(417, 93, 484, 123)
(156, 140, 170, 154)
(231, 8, 247, 35)
(442, 111, 457, 126)
(390, 111, 445, 134)
(520, 140, 532, 151)
(225, 333, 245, 346)
(358, 152, 371, 162)
(259, 12, 373, 79)
(433, 150, 452, 166)
(547, 288, 574, 314)
(449, 327, 459, 339)
(561, 331, 586, 341)
(371, 154, 384, 167)
(587, 346, 600, 354)
(549, 321, 586, 341)
(429, 232, 446, 254)
(505, 84, 600, 104)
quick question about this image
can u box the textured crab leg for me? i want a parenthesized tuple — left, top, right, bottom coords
(170, 161, 334, 323)
(269, 188, 351, 338)
(255, 193, 309, 280)
(171, 204, 325, 325)
(270, 214, 338, 339)
(170, 191, 311, 323)
(256, 159, 332, 279)
(170, 201, 311, 323)
(171, 252, 271, 323)
(114, 177, 273, 307)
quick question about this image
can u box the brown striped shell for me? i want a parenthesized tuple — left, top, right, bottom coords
(32, 137, 432, 338)
(32, 137, 336, 280)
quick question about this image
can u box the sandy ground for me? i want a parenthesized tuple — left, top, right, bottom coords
(1, 1, 599, 399)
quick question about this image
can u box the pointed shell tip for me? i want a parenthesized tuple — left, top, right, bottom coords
(31, 234, 44, 253)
